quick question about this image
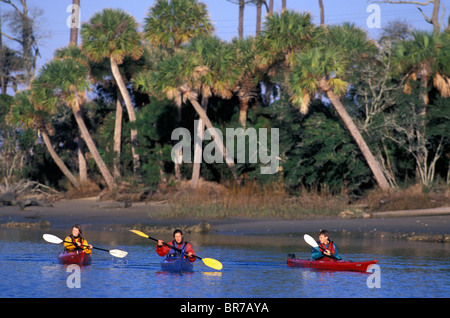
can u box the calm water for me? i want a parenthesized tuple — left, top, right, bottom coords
(1, 228, 449, 298)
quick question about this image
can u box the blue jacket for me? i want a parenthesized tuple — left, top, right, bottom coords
(311, 242, 342, 260)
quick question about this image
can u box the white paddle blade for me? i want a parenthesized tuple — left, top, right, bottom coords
(43, 234, 63, 244)
(304, 234, 319, 248)
(109, 249, 128, 258)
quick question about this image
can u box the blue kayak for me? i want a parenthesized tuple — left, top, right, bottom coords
(161, 256, 194, 273)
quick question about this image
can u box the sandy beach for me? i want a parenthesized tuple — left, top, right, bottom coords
(1, 197, 449, 240)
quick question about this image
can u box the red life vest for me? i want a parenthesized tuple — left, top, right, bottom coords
(318, 241, 336, 261)
(69, 236, 84, 250)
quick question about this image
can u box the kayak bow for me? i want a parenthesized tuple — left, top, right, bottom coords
(57, 250, 92, 266)
(287, 255, 377, 272)
(161, 256, 194, 273)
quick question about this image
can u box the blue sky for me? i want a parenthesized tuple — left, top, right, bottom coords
(2, 0, 444, 70)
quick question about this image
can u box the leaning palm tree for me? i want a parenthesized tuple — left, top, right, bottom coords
(33, 57, 115, 190)
(7, 91, 81, 189)
(288, 24, 391, 192)
(81, 8, 144, 175)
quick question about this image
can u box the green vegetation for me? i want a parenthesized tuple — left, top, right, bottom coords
(0, 0, 449, 214)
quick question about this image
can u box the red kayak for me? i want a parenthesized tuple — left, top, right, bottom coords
(57, 250, 92, 266)
(287, 256, 377, 272)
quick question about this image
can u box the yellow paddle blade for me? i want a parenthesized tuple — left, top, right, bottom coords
(129, 229, 149, 238)
(202, 258, 223, 270)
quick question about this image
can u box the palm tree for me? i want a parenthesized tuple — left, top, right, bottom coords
(185, 35, 241, 187)
(288, 24, 391, 192)
(144, 0, 214, 52)
(33, 57, 115, 190)
(258, 11, 315, 83)
(143, 0, 214, 181)
(81, 8, 144, 175)
(7, 91, 81, 189)
(231, 36, 261, 128)
(137, 46, 241, 186)
(392, 30, 450, 185)
(394, 31, 450, 115)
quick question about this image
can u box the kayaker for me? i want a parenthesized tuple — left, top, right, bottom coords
(311, 229, 342, 261)
(63, 224, 93, 254)
(156, 229, 196, 262)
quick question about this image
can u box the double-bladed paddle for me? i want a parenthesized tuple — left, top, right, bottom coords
(304, 234, 339, 260)
(43, 234, 128, 258)
(129, 229, 223, 270)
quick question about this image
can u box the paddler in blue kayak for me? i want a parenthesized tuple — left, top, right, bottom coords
(311, 229, 342, 261)
(156, 229, 196, 262)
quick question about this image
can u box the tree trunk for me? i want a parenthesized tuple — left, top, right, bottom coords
(318, 0, 325, 26)
(320, 79, 391, 192)
(174, 94, 183, 180)
(77, 134, 88, 184)
(69, 0, 80, 45)
(282, 0, 287, 12)
(182, 87, 241, 185)
(113, 96, 123, 179)
(72, 97, 115, 190)
(256, 0, 262, 36)
(110, 57, 140, 175)
(40, 129, 81, 189)
(239, 0, 245, 39)
(191, 118, 204, 188)
(238, 94, 250, 129)
(268, 0, 274, 14)
(191, 96, 208, 188)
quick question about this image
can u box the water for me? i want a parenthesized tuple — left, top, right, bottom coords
(1, 228, 449, 298)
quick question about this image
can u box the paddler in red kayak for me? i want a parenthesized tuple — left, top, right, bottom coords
(63, 224, 93, 254)
(156, 229, 196, 262)
(311, 229, 342, 261)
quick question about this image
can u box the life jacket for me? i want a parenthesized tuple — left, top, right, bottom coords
(318, 241, 336, 261)
(168, 240, 188, 258)
(65, 235, 91, 254)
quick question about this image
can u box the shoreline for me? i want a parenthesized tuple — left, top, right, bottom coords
(0, 198, 449, 241)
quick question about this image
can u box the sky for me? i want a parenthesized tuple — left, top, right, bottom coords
(1, 0, 445, 72)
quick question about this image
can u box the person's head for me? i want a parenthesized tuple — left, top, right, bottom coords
(318, 229, 329, 244)
(173, 229, 183, 244)
(71, 224, 83, 238)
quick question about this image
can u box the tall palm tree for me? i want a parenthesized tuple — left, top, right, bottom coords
(137, 46, 241, 186)
(288, 24, 391, 192)
(143, 0, 214, 181)
(33, 57, 115, 189)
(231, 36, 261, 128)
(81, 8, 144, 175)
(54, 45, 90, 183)
(7, 91, 81, 189)
(392, 30, 450, 185)
(186, 35, 241, 187)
